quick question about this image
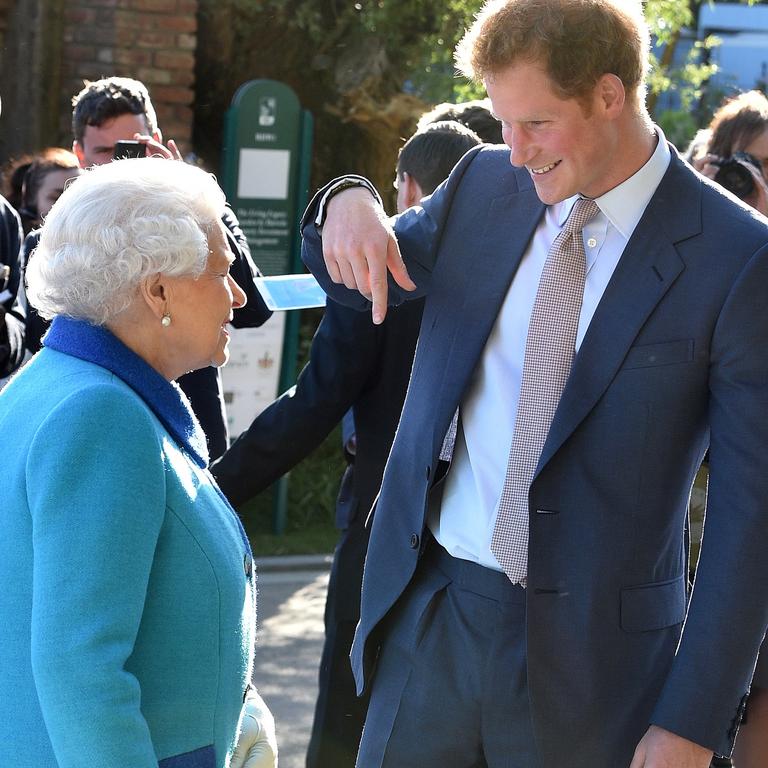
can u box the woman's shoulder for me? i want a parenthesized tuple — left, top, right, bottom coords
(28, 352, 164, 447)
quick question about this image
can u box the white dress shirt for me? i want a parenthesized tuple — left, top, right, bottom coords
(430, 129, 672, 569)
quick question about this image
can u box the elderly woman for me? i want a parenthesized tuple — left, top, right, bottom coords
(0, 158, 276, 768)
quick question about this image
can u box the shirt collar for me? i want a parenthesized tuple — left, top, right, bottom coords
(44, 315, 209, 468)
(555, 125, 672, 238)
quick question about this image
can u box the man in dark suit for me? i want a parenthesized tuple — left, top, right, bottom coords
(212, 120, 481, 768)
(301, 1, 768, 766)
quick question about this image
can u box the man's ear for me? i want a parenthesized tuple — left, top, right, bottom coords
(402, 172, 425, 209)
(72, 140, 86, 169)
(595, 73, 626, 118)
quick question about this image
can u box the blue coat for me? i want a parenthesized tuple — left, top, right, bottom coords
(303, 144, 768, 765)
(0, 317, 255, 768)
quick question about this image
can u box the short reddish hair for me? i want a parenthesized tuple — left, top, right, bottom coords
(455, 0, 649, 104)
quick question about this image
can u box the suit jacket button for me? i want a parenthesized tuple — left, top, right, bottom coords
(244, 553, 253, 578)
(410, 533, 420, 549)
(425, 465, 431, 480)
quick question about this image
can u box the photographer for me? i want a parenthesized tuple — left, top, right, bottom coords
(693, 90, 768, 216)
(691, 89, 768, 768)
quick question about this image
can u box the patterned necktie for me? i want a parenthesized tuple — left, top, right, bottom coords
(491, 197, 600, 584)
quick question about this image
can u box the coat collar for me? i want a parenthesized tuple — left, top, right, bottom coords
(431, 176, 545, 459)
(44, 316, 209, 468)
(431, 146, 697, 469)
(534, 147, 694, 476)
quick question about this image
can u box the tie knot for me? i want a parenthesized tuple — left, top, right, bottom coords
(563, 197, 599, 235)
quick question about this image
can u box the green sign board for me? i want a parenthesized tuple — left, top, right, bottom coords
(221, 81, 314, 534)
(222, 80, 313, 276)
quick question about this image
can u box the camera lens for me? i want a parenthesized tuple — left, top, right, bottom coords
(713, 152, 760, 200)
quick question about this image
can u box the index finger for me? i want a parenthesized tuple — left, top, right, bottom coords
(367, 245, 389, 325)
(166, 139, 183, 162)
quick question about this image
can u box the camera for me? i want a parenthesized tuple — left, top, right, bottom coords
(713, 151, 761, 200)
(113, 140, 147, 160)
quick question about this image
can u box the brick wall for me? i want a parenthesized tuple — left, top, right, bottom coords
(58, 0, 199, 155)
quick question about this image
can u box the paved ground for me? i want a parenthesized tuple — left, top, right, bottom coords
(252, 562, 331, 768)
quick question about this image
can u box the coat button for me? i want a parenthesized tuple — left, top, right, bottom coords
(244, 553, 253, 578)
(410, 533, 420, 549)
(425, 465, 431, 480)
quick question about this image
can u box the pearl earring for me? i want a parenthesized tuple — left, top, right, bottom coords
(161, 314, 171, 327)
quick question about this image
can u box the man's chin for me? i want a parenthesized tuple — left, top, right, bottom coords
(531, 179, 573, 205)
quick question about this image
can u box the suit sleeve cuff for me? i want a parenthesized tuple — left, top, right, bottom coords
(314, 175, 382, 229)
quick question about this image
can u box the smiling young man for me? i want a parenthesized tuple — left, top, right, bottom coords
(300, 1, 768, 767)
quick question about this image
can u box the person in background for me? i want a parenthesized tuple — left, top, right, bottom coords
(0, 157, 276, 768)
(69, 76, 271, 458)
(690, 89, 768, 768)
(18, 148, 81, 235)
(0, 194, 24, 376)
(0, 190, 22, 313)
(417, 98, 504, 144)
(2, 153, 34, 213)
(213, 119, 482, 768)
(682, 128, 711, 167)
(692, 90, 768, 216)
(15, 151, 83, 355)
(0, 149, 80, 374)
(0, 94, 25, 379)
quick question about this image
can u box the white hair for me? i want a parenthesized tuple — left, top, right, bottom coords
(26, 157, 226, 324)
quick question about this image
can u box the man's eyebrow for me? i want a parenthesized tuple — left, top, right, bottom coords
(93, 144, 116, 153)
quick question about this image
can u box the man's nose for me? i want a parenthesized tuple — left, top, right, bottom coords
(504, 124, 533, 167)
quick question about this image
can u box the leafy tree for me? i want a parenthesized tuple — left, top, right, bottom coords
(196, 0, 732, 193)
(196, 0, 486, 200)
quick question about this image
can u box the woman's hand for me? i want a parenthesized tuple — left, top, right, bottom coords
(695, 153, 768, 216)
(230, 688, 278, 768)
(692, 153, 719, 180)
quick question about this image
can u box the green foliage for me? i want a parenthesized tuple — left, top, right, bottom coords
(646, 0, 694, 46)
(656, 108, 699, 149)
(647, 38, 719, 112)
(403, 0, 487, 103)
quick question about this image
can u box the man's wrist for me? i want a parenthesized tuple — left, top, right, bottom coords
(314, 175, 381, 228)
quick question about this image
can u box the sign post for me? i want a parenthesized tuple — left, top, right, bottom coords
(220, 80, 314, 534)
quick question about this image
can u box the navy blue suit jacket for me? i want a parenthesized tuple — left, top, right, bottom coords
(303, 144, 768, 766)
(212, 295, 424, 529)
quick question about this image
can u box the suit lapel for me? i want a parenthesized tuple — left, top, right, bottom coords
(535, 155, 698, 475)
(432, 185, 545, 453)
